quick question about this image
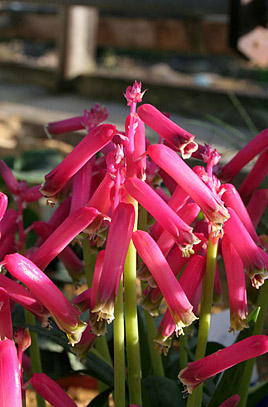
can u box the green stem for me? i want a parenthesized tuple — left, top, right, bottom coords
(179, 334, 188, 371)
(238, 280, 268, 407)
(114, 276, 125, 407)
(124, 195, 142, 405)
(82, 235, 97, 288)
(25, 311, 45, 407)
(187, 231, 219, 407)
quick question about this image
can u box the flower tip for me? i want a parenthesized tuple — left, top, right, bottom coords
(124, 81, 147, 106)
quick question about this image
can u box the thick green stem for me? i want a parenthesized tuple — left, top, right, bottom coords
(179, 334, 188, 371)
(187, 231, 219, 407)
(124, 195, 142, 405)
(25, 311, 45, 407)
(114, 276, 125, 407)
(238, 280, 268, 407)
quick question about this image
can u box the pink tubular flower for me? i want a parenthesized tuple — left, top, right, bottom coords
(125, 177, 200, 256)
(138, 104, 198, 158)
(47, 104, 108, 135)
(155, 255, 206, 353)
(0, 273, 50, 327)
(90, 203, 135, 334)
(0, 209, 17, 240)
(217, 128, 268, 182)
(238, 147, 268, 204)
(222, 183, 260, 244)
(70, 159, 93, 214)
(147, 144, 229, 224)
(0, 339, 22, 407)
(30, 207, 98, 271)
(24, 185, 43, 202)
(40, 124, 116, 201)
(32, 221, 84, 281)
(178, 335, 268, 394)
(0, 288, 13, 340)
(222, 236, 248, 331)
(224, 207, 268, 288)
(247, 189, 268, 228)
(4, 253, 86, 345)
(31, 373, 78, 407)
(219, 395, 240, 407)
(0, 192, 8, 220)
(132, 230, 197, 334)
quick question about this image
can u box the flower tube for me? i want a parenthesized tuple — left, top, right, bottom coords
(24, 185, 43, 202)
(178, 335, 268, 394)
(137, 104, 198, 158)
(238, 147, 268, 204)
(147, 144, 229, 224)
(0, 288, 13, 340)
(217, 128, 268, 182)
(224, 207, 268, 288)
(0, 339, 22, 407)
(0, 192, 8, 221)
(32, 221, 84, 281)
(4, 253, 86, 345)
(47, 104, 108, 135)
(247, 189, 268, 228)
(125, 177, 200, 256)
(70, 159, 93, 214)
(31, 373, 78, 407)
(73, 323, 97, 362)
(90, 203, 135, 334)
(133, 230, 197, 334)
(0, 273, 50, 326)
(40, 124, 116, 201)
(222, 236, 248, 331)
(222, 183, 260, 244)
(0, 209, 17, 240)
(30, 207, 98, 271)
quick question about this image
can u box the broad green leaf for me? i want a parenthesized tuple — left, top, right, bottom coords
(142, 376, 186, 407)
(87, 388, 113, 407)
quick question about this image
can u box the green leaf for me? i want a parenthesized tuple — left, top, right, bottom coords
(87, 387, 113, 407)
(83, 352, 114, 388)
(142, 376, 186, 407)
(137, 305, 153, 378)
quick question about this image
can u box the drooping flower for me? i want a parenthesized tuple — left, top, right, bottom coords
(217, 128, 268, 182)
(0, 287, 13, 340)
(147, 144, 229, 224)
(0, 160, 20, 195)
(178, 335, 268, 394)
(90, 203, 135, 334)
(132, 230, 197, 334)
(40, 124, 117, 202)
(125, 177, 200, 256)
(0, 273, 50, 327)
(222, 236, 248, 331)
(222, 183, 260, 244)
(4, 253, 86, 345)
(138, 104, 198, 158)
(0, 208, 17, 240)
(46, 104, 108, 135)
(238, 147, 268, 204)
(73, 322, 97, 362)
(224, 207, 268, 288)
(0, 339, 22, 407)
(69, 159, 93, 213)
(247, 189, 268, 228)
(31, 373, 78, 407)
(30, 207, 98, 271)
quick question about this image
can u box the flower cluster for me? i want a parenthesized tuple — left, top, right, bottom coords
(0, 81, 267, 406)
